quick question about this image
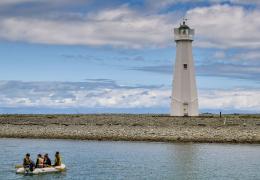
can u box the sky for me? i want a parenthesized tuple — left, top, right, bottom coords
(0, 0, 259, 114)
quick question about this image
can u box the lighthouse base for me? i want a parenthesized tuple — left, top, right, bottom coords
(170, 99, 199, 116)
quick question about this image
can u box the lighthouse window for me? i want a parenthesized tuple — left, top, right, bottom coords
(183, 64, 188, 69)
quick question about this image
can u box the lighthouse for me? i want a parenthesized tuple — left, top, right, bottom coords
(171, 21, 199, 116)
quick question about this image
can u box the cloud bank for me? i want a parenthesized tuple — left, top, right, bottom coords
(188, 4, 260, 48)
(0, 80, 169, 109)
(0, 80, 259, 113)
(0, 6, 173, 48)
(0, 2, 259, 49)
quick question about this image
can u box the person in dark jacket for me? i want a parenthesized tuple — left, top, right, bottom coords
(23, 153, 35, 171)
(43, 153, 52, 167)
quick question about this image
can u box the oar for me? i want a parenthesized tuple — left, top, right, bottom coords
(15, 165, 23, 169)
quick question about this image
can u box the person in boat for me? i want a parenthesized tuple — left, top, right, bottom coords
(23, 153, 35, 171)
(43, 153, 52, 167)
(54, 151, 62, 166)
(35, 154, 44, 168)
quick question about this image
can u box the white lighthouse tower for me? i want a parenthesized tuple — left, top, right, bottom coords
(171, 20, 199, 116)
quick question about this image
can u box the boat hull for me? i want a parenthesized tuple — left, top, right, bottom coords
(16, 164, 66, 175)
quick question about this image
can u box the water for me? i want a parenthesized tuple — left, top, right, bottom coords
(0, 138, 260, 180)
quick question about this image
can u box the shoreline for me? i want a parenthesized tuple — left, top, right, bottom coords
(1, 114, 260, 144)
(2, 134, 260, 144)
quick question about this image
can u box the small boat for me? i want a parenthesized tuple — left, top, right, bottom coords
(16, 164, 66, 175)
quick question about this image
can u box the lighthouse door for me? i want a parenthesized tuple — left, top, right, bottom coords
(183, 103, 188, 116)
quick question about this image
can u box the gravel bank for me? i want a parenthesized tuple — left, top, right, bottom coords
(0, 114, 260, 143)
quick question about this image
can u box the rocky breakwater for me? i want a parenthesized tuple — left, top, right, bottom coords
(0, 114, 260, 143)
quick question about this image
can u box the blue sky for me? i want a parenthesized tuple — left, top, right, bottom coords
(0, 0, 259, 114)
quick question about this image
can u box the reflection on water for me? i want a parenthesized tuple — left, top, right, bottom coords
(0, 138, 260, 180)
(169, 144, 199, 179)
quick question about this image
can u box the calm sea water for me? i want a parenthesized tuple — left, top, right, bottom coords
(0, 138, 260, 180)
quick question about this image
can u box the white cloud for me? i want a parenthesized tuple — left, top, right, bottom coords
(0, 3, 259, 49)
(0, 81, 259, 112)
(0, 80, 170, 108)
(0, 6, 174, 48)
(233, 50, 260, 61)
(0, 0, 87, 6)
(187, 4, 260, 48)
(214, 51, 226, 59)
(146, 0, 260, 8)
(0, 0, 33, 6)
(74, 88, 170, 108)
(230, 0, 260, 5)
(199, 88, 260, 111)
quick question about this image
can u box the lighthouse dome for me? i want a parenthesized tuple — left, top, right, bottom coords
(179, 21, 190, 30)
(174, 21, 194, 43)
